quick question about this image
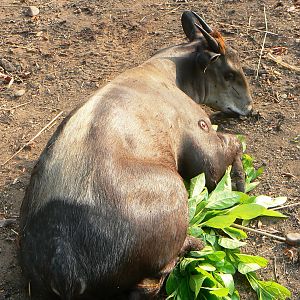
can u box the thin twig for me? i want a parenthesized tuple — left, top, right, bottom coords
(267, 52, 300, 73)
(218, 21, 277, 36)
(273, 256, 278, 282)
(11, 228, 19, 236)
(0, 101, 32, 111)
(255, 5, 268, 79)
(273, 203, 300, 211)
(1, 111, 64, 166)
(282, 172, 297, 178)
(231, 223, 286, 242)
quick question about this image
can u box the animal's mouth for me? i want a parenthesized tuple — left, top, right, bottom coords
(226, 105, 253, 117)
(226, 108, 241, 117)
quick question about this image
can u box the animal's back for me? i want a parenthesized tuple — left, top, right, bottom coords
(19, 74, 190, 299)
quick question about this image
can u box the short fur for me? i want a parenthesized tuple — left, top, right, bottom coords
(19, 11, 247, 300)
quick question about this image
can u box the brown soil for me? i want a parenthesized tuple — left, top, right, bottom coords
(0, 0, 299, 299)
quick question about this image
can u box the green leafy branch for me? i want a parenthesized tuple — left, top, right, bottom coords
(166, 138, 291, 300)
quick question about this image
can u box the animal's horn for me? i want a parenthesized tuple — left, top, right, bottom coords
(195, 23, 220, 53)
(191, 11, 213, 33)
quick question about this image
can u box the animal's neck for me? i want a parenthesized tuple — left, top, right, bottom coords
(148, 44, 208, 105)
(174, 55, 207, 104)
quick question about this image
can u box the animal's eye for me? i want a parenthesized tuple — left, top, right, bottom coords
(198, 120, 209, 132)
(224, 72, 235, 81)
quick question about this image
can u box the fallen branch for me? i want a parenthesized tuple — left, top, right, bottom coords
(232, 223, 286, 242)
(0, 218, 17, 228)
(273, 202, 300, 210)
(1, 111, 64, 166)
(218, 21, 278, 36)
(0, 101, 32, 111)
(255, 5, 268, 79)
(273, 256, 278, 282)
(267, 52, 300, 73)
(232, 223, 300, 246)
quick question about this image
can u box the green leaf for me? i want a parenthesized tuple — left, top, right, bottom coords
(202, 215, 236, 229)
(229, 203, 286, 220)
(237, 134, 246, 152)
(211, 124, 218, 131)
(217, 260, 236, 274)
(222, 227, 248, 240)
(189, 201, 208, 225)
(188, 197, 198, 221)
(258, 281, 291, 300)
(235, 254, 268, 267)
(166, 267, 181, 295)
(206, 191, 248, 210)
(218, 237, 246, 249)
(180, 258, 203, 273)
(211, 166, 232, 193)
(189, 246, 214, 258)
(232, 290, 241, 300)
(189, 173, 206, 198)
(207, 251, 226, 262)
(195, 267, 219, 285)
(189, 274, 206, 298)
(256, 166, 264, 177)
(188, 225, 204, 237)
(242, 153, 253, 169)
(253, 195, 287, 208)
(260, 208, 287, 218)
(229, 203, 264, 219)
(167, 143, 290, 300)
(197, 263, 216, 271)
(246, 272, 259, 290)
(219, 273, 235, 295)
(204, 230, 217, 246)
(246, 273, 291, 300)
(238, 262, 263, 274)
(245, 181, 260, 192)
(208, 287, 229, 297)
(177, 278, 194, 300)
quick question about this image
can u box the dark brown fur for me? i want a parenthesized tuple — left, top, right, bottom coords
(19, 11, 246, 300)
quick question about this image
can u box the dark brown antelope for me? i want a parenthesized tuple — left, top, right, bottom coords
(19, 11, 247, 300)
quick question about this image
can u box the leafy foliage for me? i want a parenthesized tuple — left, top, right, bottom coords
(166, 139, 291, 300)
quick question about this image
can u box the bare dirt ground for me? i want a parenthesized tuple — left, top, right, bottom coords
(0, 0, 299, 299)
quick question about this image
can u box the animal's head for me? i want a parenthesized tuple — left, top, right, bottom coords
(181, 11, 253, 116)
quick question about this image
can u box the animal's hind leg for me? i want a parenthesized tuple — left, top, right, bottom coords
(129, 236, 204, 299)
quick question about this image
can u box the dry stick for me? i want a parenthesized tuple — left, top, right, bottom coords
(218, 21, 277, 36)
(267, 52, 300, 73)
(273, 203, 300, 211)
(0, 101, 32, 111)
(255, 5, 268, 79)
(231, 223, 286, 242)
(1, 111, 64, 166)
(273, 256, 278, 283)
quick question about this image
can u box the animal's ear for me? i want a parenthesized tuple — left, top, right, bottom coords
(181, 11, 202, 41)
(196, 51, 220, 72)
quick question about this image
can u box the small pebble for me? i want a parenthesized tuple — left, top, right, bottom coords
(45, 74, 55, 81)
(281, 93, 287, 99)
(14, 89, 26, 97)
(286, 233, 300, 246)
(0, 58, 16, 72)
(26, 6, 40, 17)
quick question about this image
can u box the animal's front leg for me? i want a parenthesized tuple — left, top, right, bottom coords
(231, 152, 245, 192)
(179, 235, 204, 256)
